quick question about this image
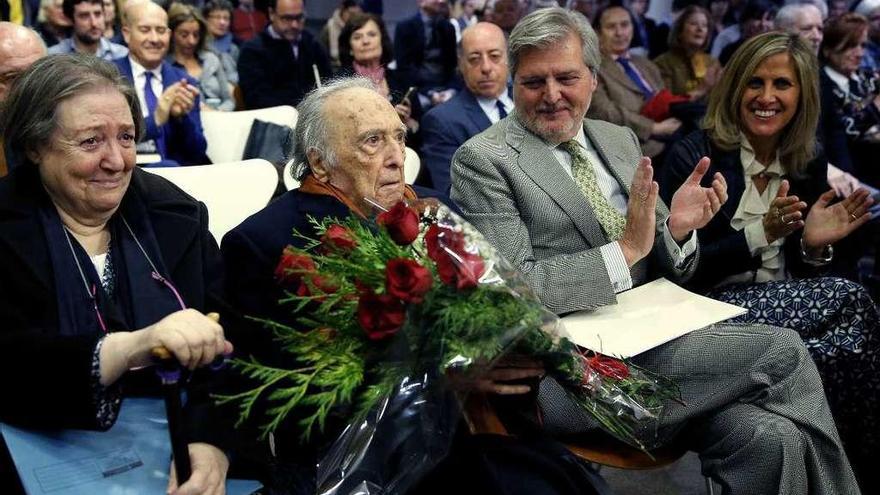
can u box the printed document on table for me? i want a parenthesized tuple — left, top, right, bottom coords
(1, 398, 261, 495)
(560, 278, 746, 358)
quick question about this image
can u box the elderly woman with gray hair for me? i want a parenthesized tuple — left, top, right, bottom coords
(0, 54, 232, 494)
(219, 76, 609, 495)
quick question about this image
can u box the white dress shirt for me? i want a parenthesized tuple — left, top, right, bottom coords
(549, 127, 697, 293)
(720, 138, 786, 286)
(476, 92, 514, 124)
(129, 56, 164, 119)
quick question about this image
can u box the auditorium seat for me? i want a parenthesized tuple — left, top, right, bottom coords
(144, 159, 278, 242)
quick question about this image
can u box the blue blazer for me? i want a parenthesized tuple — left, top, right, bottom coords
(420, 88, 493, 194)
(113, 57, 210, 166)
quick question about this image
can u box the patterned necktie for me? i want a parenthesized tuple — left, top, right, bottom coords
(561, 140, 626, 241)
(495, 99, 508, 120)
(617, 58, 654, 99)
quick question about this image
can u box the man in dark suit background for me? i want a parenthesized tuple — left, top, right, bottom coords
(451, 7, 861, 494)
(236, 0, 331, 109)
(114, 1, 208, 166)
(393, 0, 457, 107)
(420, 22, 511, 193)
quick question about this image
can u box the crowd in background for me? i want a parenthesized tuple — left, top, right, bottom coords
(3, 0, 880, 493)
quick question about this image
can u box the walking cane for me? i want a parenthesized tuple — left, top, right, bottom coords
(152, 345, 192, 485)
(150, 312, 226, 486)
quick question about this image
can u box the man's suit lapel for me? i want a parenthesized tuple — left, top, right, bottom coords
(506, 117, 608, 247)
(460, 90, 492, 135)
(602, 54, 643, 95)
(585, 120, 632, 193)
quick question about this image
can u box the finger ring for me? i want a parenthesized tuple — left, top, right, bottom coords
(851, 212, 858, 221)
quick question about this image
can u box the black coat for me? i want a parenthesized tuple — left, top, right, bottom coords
(661, 130, 828, 292)
(392, 13, 457, 92)
(237, 28, 332, 109)
(0, 165, 227, 490)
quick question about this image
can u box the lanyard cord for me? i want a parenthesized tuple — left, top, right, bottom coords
(121, 215, 186, 310)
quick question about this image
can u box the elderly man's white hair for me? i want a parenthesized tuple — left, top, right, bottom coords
(855, 0, 880, 16)
(292, 76, 379, 180)
(776, 3, 824, 29)
(783, 0, 828, 19)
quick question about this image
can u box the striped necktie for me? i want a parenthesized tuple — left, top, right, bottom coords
(561, 140, 626, 240)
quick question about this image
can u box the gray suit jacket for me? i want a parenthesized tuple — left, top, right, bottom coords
(451, 115, 696, 315)
(587, 54, 666, 158)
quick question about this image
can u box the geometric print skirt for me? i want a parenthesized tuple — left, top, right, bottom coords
(707, 276, 879, 491)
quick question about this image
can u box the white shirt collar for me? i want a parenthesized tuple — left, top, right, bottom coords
(129, 56, 162, 83)
(824, 66, 857, 96)
(548, 125, 587, 150)
(475, 90, 513, 123)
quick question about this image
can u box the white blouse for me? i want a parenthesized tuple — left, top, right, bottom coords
(718, 138, 787, 287)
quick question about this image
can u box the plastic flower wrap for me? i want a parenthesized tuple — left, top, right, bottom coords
(217, 199, 680, 494)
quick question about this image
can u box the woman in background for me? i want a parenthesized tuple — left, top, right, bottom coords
(653, 5, 722, 102)
(337, 13, 422, 145)
(203, 0, 239, 88)
(167, 3, 234, 111)
(102, 0, 123, 44)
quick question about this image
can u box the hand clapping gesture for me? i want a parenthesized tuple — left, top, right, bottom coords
(619, 157, 659, 267)
(802, 188, 873, 250)
(762, 180, 807, 244)
(667, 157, 728, 242)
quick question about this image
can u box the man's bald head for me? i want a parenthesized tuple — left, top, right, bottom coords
(122, 1, 169, 70)
(459, 22, 509, 99)
(0, 22, 47, 103)
(123, 0, 162, 27)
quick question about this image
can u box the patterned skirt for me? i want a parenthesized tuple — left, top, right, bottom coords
(707, 277, 880, 487)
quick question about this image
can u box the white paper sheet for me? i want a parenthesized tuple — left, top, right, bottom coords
(560, 278, 747, 358)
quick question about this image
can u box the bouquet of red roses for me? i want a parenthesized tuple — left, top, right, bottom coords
(217, 199, 679, 494)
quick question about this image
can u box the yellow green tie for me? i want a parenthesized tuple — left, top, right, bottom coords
(561, 140, 626, 241)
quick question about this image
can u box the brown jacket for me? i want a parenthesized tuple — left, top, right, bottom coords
(588, 53, 666, 157)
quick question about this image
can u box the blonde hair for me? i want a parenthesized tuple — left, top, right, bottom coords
(703, 32, 819, 176)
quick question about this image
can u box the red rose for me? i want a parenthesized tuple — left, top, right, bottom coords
(377, 201, 420, 245)
(296, 274, 339, 297)
(385, 258, 433, 303)
(321, 224, 358, 252)
(425, 224, 465, 260)
(357, 293, 406, 340)
(435, 250, 485, 290)
(588, 354, 630, 380)
(274, 246, 316, 287)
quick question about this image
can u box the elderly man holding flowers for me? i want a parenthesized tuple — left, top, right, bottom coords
(219, 77, 612, 495)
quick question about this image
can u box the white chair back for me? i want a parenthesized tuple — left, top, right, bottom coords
(201, 106, 298, 164)
(143, 160, 277, 242)
(282, 160, 301, 191)
(404, 146, 420, 185)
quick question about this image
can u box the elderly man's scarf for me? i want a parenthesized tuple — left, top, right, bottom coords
(298, 174, 417, 219)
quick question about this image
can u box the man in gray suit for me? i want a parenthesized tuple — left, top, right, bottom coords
(451, 7, 861, 494)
